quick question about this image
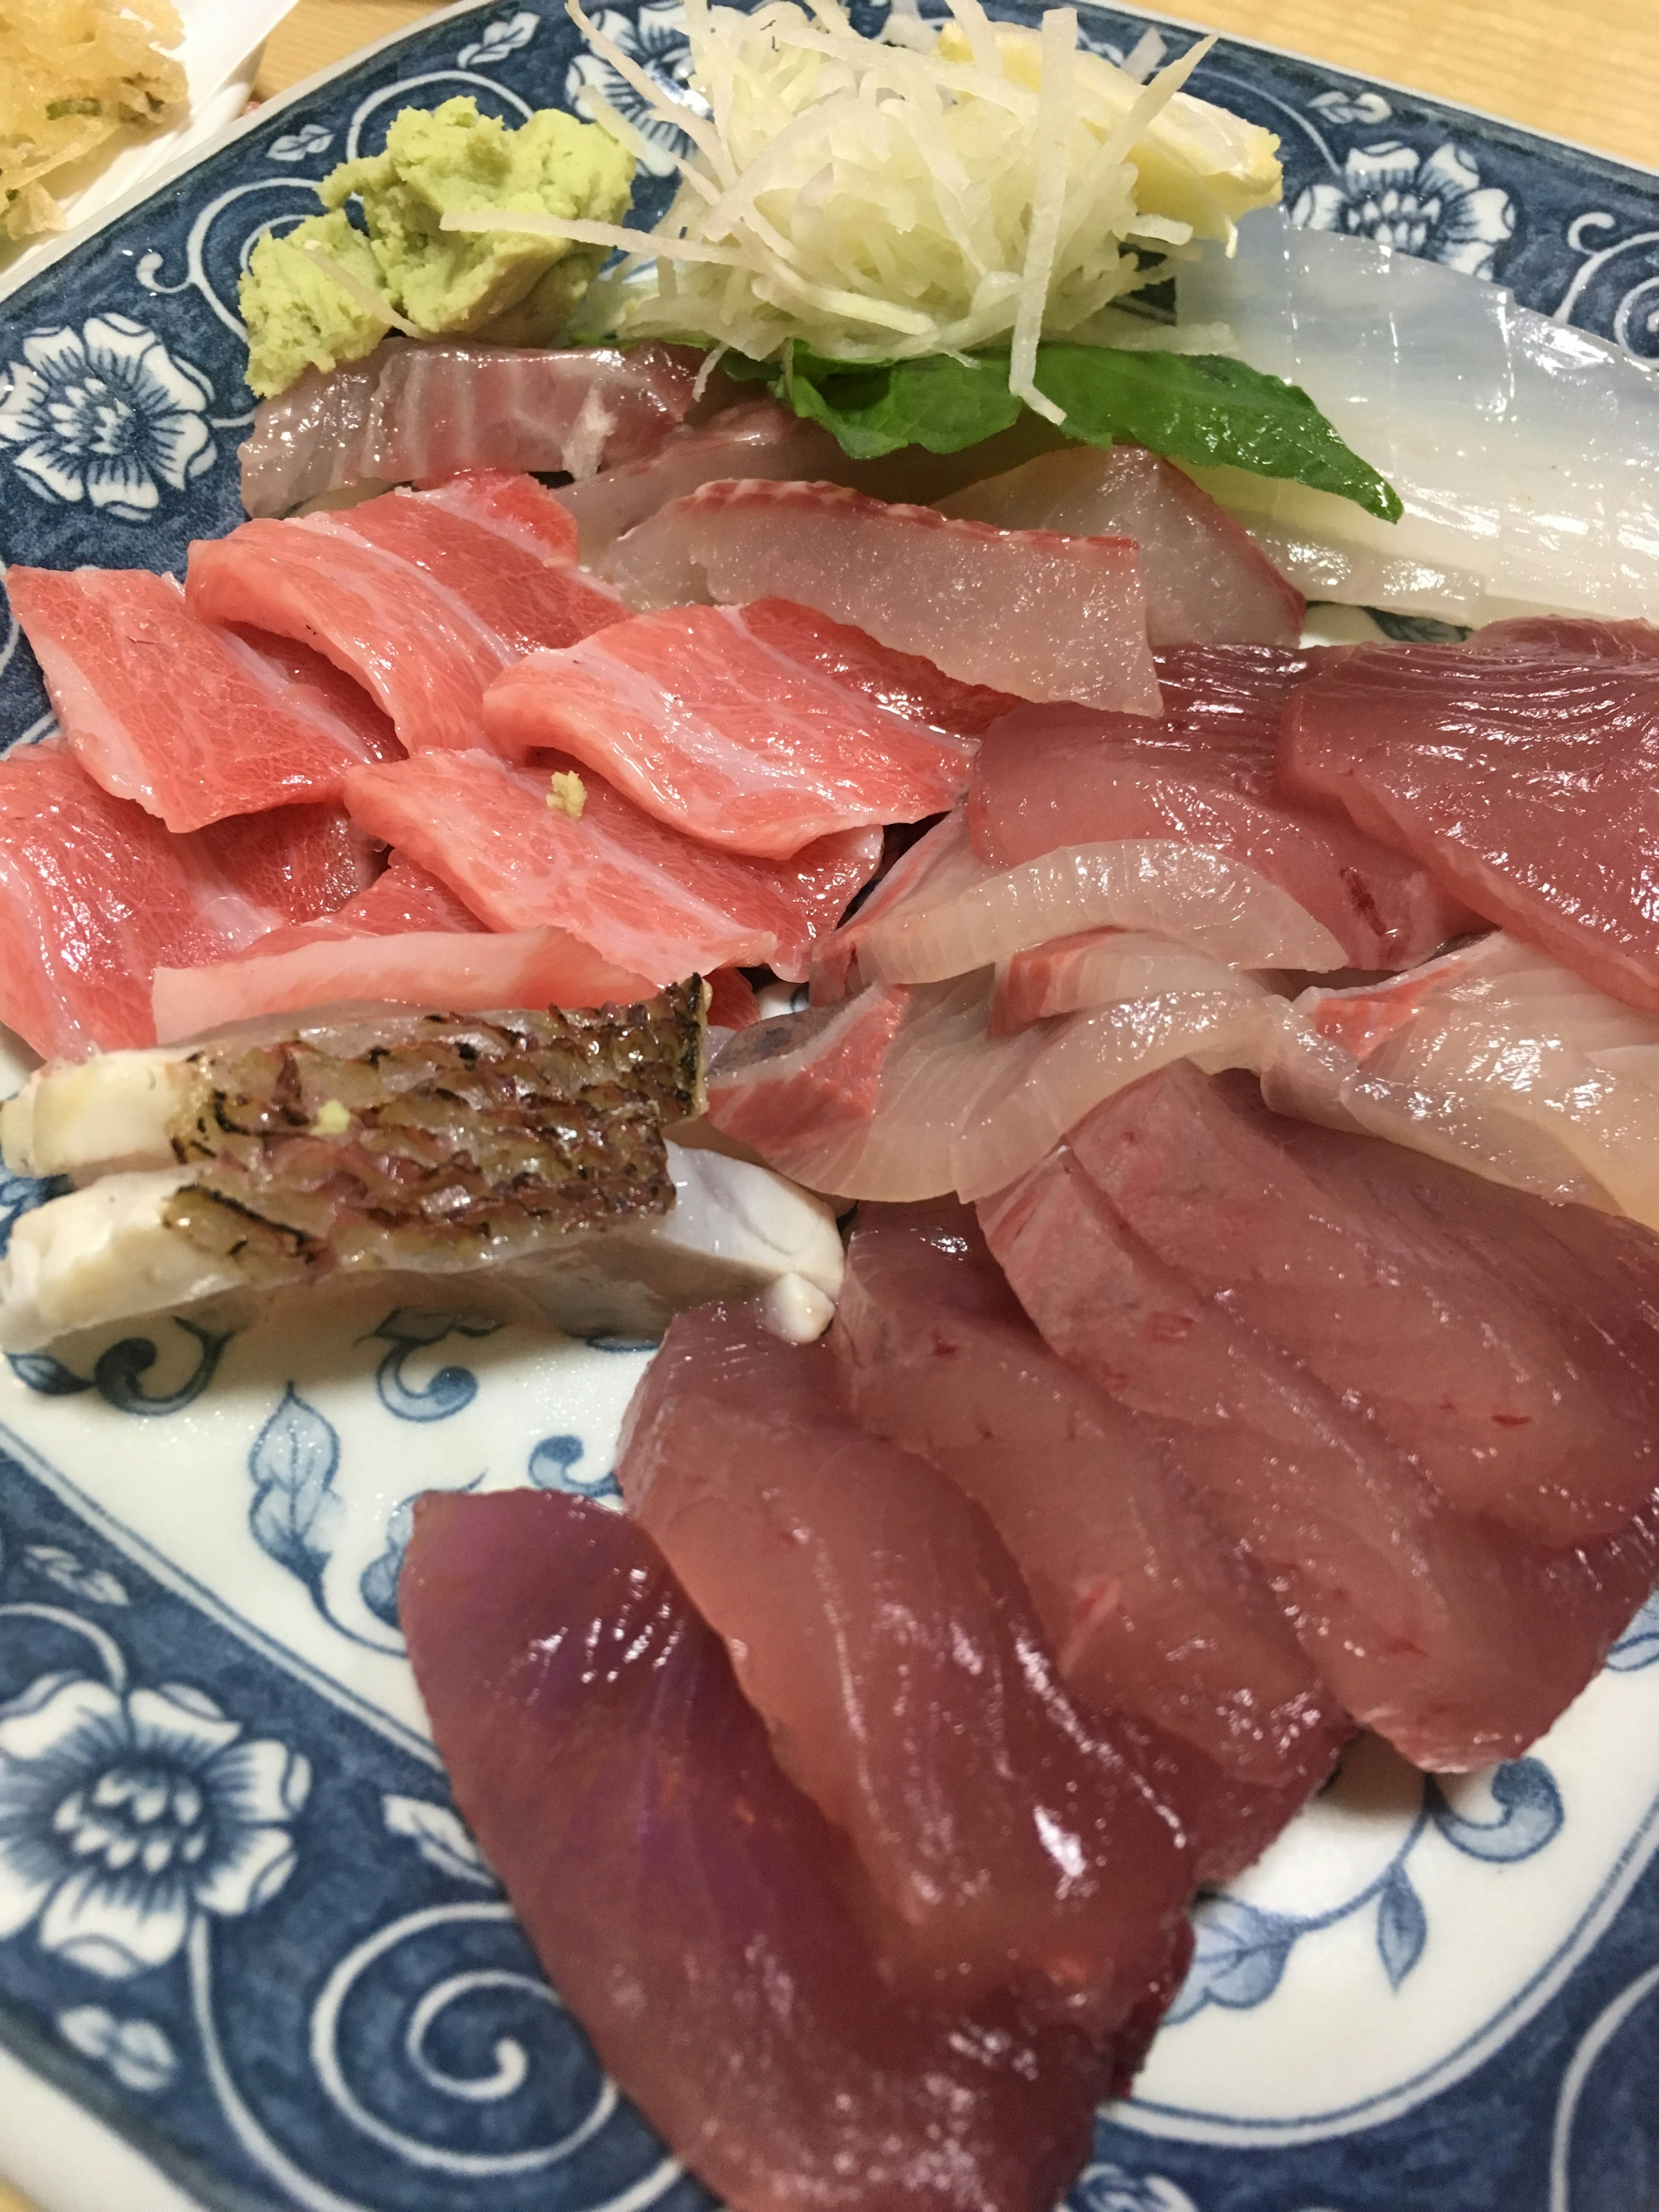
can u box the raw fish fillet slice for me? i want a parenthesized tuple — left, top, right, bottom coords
(1279, 623, 1659, 1012)
(973, 648, 1478, 969)
(831, 1200, 1346, 1830)
(706, 961, 1274, 1201)
(617, 1303, 1197, 2020)
(186, 478, 625, 754)
(238, 340, 700, 517)
(1265, 932, 1659, 1224)
(980, 1068, 1659, 1768)
(483, 604, 972, 858)
(1066, 1061, 1659, 1546)
(326, 471, 622, 662)
(344, 750, 880, 985)
(813, 807, 1344, 992)
(605, 479, 1162, 713)
(5, 566, 401, 833)
(939, 446, 1304, 648)
(150, 854, 653, 1041)
(559, 398, 852, 565)
(740, 598, 1020, 741)
(992, 931, 1248, 1033)
(400, 1489, 1126, 2212)
(1176, 212, 1659, 626)
(0, 741, 375, 1059)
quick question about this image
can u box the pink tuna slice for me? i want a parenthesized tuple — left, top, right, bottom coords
(238, 340, 700, 518)
(973, 645, 1478, 970)
(401, 1487, 1137, 2212)
(0, 740, 375, 1058)
(483, 602, 972, 859)
(150, 854, 653, 1040)
(939, 446, 1305, 648)
(1279, 618, 1659, 1012)
(617, 1302, 1198, 2023)
(811, 807, 1342, 997)
(604, 479, 1162, 713)
(343, 749, 879, 985)
(979, 1064, 1659, 1770)
(830, 1199, 1347, 1857)
(186, 473, 625, 754)
(705, 960, 1272, 1202)
(6, 567, 401, 833)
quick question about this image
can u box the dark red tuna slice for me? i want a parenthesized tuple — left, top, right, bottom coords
(981, 1066, 1659, 1771)
(401, 1487, 1128, 2212)
(616, 1303, 1197, 2026)
(830, 1199, 1346, 1855)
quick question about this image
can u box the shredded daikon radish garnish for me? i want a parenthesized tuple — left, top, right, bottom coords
(533, 0, 1280, 387)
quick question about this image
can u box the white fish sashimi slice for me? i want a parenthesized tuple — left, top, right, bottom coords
(1264, 932, 1659, 1225)
(709, 960, 1275, 1202)
(1176, 212, 1659, 626)
(991, 929, 1237, 1032)
(818, 810, 1345, 990)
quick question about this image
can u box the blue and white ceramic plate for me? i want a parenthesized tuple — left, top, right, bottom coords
(3, 6, 1659, 2208)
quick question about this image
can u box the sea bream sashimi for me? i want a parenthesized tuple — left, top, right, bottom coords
(400, 1488, 1131, 2212)
(1176, 211, 1659, 626)
(604, 479, 1163, 714)
(938, 446, 1305, 647)
(973, 646, 1479, 969)
(186, 474, 625, 754)
(483, 603, 973, 858)
(149, 855, 654, 1042)
(810, 807, 1346, 999)
(830, 1200, 1348, 1861)
(343, 748, 880, 983)
(0, 741, 375, 1060)
(980, 1065, 1659, 1770)
(237, 339, 700, 518)
(4, 566, 402, 833)
(737, 597, 1020, 741)
(1279, 618, 1659, 1012)
(617, 1302, 1198, 2020)
(706, 956, 1274, 1202)
(1265, 932, 1659, 1227)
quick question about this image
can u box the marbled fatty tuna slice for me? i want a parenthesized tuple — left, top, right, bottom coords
(150, 855, 654, 1040)
(972, 647, 1477, 970)
(605, 479, 1162, 713)
(0, 741, 375, 1058)
(830, 1201, 1346, 1868)
(5, 567, 401, 832)
(939, 446, 1305, 648)
(344, 750, 880, 985)
(400, 1488, 1128, 2212)
(617, 1303, 1197, 2021)
(482, 602, 971, 859)
(187, 474, 624, 754)
(1279, 621, 1659, 1011)
(981, 1067, 1659, 1770)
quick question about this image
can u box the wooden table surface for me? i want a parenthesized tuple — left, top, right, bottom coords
(0, 4, 1647, 2212)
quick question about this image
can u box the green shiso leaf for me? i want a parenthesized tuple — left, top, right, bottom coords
(721, 340, 1402, 521)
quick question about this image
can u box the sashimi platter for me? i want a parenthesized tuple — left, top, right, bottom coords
(7, 2, 1659, 2208)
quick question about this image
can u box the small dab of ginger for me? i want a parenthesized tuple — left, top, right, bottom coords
(547, 769, 586, 819)
(312, 1098, 351, 1135)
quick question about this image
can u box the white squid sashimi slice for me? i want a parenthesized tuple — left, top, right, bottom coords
(1176, 211, 1659, 626)
(814, 810, 1343, 998)
(1265, 933, 1659, 1226)
(709, 960, 1275, 1203)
